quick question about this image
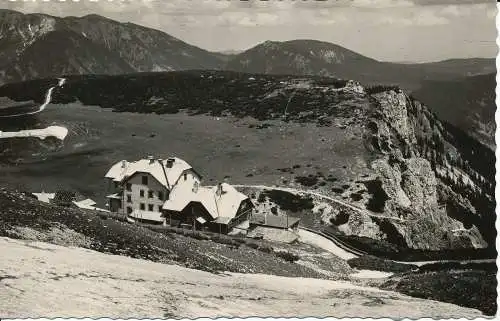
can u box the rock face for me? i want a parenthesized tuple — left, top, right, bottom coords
(316, 87, 493, 251)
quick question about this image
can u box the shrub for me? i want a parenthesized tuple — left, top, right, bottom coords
(294, 176, 318, 187)
(275, 250, 300, 263)
(261, 189, 314, 212)
(366, 85, 401, 95)
(347, 255, 417, 273)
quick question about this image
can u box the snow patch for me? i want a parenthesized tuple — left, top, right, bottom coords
(298, 228, 357, 260)
(0, 126, 68, 141)
(350, 269, 393, 279)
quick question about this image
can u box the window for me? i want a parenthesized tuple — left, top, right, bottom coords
(127, 195, 132, 203)
(158, 191, 163, 200)
(126, 207, 132, 214)
(148, 191, 154, 198)
(183, 173, 187, 181)
(140, 190, 144, 197)
(126, 183, 132, 191)
(140, 203, 145, 210)
(148, 204, 154, 211)
(114, 181, 119, 189)
(142, 176, 148, 185)
(157, 205, 162, 212)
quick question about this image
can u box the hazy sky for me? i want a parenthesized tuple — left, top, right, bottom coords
(2, 0, 497, 62)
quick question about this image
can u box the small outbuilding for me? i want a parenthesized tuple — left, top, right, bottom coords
(247, 213, 301, 243)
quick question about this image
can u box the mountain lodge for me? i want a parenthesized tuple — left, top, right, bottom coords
(104, 156, 254, 234)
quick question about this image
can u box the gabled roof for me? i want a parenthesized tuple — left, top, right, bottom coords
(105, 157, 196, 189)
(163, 182, 249, 221)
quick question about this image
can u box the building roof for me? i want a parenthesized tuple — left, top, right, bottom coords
(32, 192, 55, 204)
(163, 182, 249, 221)
(72, 199, 110, 212)
(105, 193, 121, 199)
(130, 209, 164, 223)
(250, 213, 300, 229)
(105, 157, 196, 189)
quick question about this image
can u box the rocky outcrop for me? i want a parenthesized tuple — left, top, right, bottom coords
(371, 91, 416, 144)
(369, 157, 487, 250)
(345, 89, 492, 250)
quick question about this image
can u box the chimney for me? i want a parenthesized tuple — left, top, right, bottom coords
(166, 158, 175, 168)
(147, 155, 155, 164)
(193, 181, 199, 193)
(121, 160, 127, 168)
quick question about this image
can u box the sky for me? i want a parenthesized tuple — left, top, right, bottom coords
(2, 0, 497, 62)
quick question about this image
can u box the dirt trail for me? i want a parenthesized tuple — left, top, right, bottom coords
(235, 184, 495, 266)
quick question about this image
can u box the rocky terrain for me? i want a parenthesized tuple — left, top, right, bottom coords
(0, 71, 495, 255)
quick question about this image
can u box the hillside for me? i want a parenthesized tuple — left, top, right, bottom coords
(0, 187, 495, 317)
(0, 10, 224, 84)
(1, 236, 487, 318)
(411, 73, 496, 150)
(225, 40, 495, 91)
(0, 71, 495, 255)
(0, 10, 494, 145)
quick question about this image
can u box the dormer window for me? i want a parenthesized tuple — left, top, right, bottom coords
(142, 176, 148, 185)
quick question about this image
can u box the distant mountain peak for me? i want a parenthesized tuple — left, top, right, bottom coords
(0, 9, 226, 85)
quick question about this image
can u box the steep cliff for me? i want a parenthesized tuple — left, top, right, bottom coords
(330, 88, 494, 250)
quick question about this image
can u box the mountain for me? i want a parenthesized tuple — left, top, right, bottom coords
(0, 71, 495, 254)
(225, 39, 384, 82)
(0, 10, 225, 84)
(225, 40, 495, 91)
(411, 73, 496, 150)
(225, 40, 496, 143)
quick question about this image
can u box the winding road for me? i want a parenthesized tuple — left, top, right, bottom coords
(233, 184, 495, 266)
(233, 184, 409, 222)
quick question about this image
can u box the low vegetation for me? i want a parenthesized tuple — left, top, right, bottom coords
(382, 269, 497, 316)
(0, 189, 319, 278)
(365, 85, 401, 95)
(347, 255, 417, 273)
(329, 228, 497, 261)
(260, 189, 314, 212)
